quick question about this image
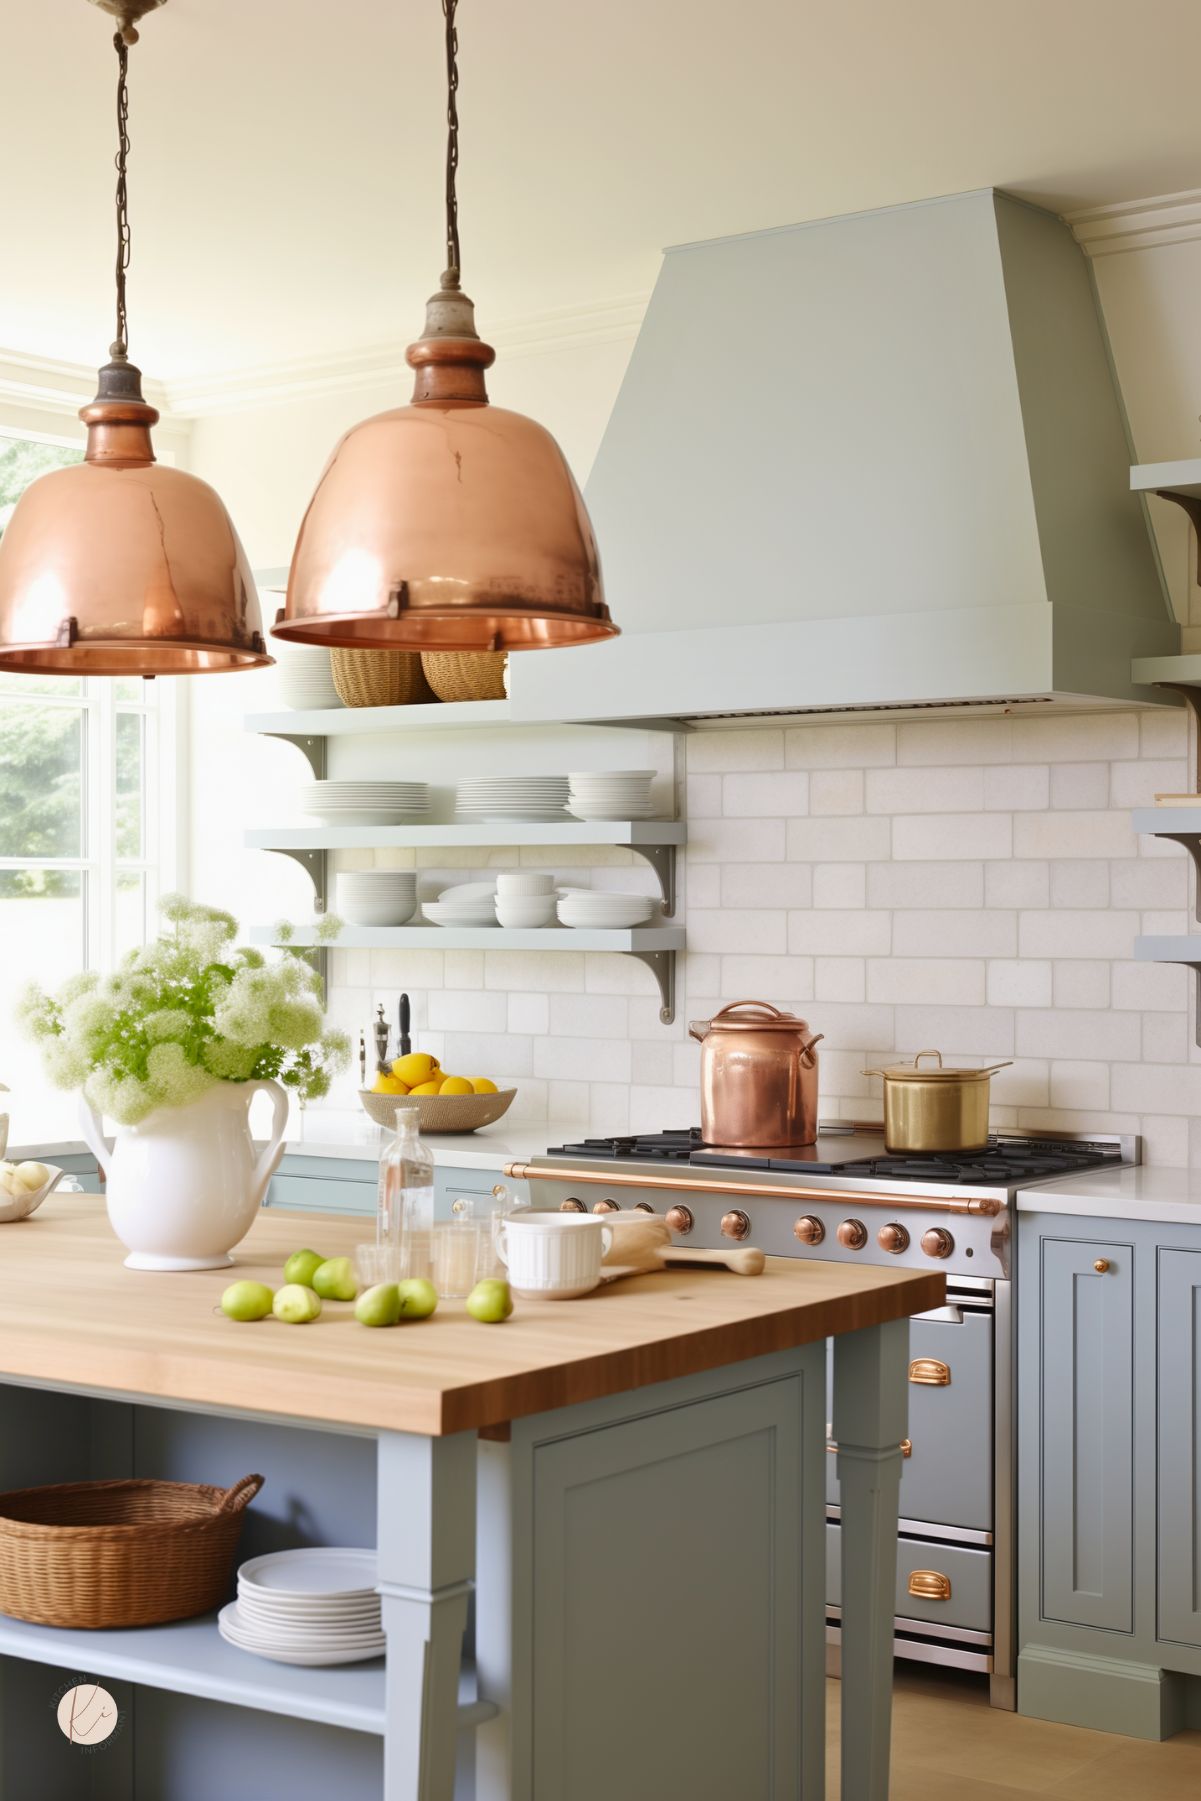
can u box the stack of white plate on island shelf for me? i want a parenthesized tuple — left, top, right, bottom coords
(455, 775, 570, 822)
(423, 880, 498, 928)
(557, 888, 657, 930)
(301, 781, 430, 826)
(273, 639, 342, 711)
(566, 770, 658, 821)
(335, 870, 417, 926)
(218, 1547, 384, 1667)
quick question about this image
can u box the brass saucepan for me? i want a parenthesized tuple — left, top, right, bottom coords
(861, 1049, 1011, 1154)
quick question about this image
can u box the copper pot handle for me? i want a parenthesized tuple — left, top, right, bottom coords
(799, 1031, 824, 1068)
(690, 1000, 786, 1044)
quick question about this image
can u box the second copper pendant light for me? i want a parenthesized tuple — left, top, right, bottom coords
(275, 0, 618, 654)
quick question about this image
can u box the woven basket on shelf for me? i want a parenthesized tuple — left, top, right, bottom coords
(420, 650, 508, 703)
(331, 648, 434, 708)
(0, 1472, 263, 1628)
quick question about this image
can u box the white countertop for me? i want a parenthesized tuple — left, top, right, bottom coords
(1017, 1165, 1201, 1225)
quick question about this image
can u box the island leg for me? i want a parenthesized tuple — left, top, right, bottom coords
(377, 1430, 476, 1801)
(832, 1318, 909, 1801)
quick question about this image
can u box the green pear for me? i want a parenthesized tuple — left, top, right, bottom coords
(466, 1279, 514, 1323)
(355, 1283, 402, 1327)
(273, 1283, 322, 1324)
(396, 1278, 438, 1320)
(312, 1256, 358, 1302)
(221, 1280, 275, 1322)
(284, 1248, 325, 1287)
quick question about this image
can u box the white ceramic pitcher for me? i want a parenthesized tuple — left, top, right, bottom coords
(78, 1080, 289, 1271)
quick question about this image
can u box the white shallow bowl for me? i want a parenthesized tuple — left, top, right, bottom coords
(423, 904, 497, 928)
(340, 903, 418, 927)
(558, 899, 655, 929)
(495, 901, 556, 928)
(437, 882, 498, 903)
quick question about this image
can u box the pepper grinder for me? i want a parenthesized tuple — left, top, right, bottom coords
(359, 1031, 367, 1090)
(373, 1004, 391, 1076)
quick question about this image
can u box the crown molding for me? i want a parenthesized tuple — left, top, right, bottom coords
(163, 292, 650, 419)
(0, 348, 170, 418)
(1068, 189, 1201, 257)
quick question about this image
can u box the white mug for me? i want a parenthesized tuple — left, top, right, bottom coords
(494, 1213, 613, 1299)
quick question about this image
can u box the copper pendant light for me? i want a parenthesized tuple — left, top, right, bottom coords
(275, 0, 617, 654)
(0, 1, 270, 677)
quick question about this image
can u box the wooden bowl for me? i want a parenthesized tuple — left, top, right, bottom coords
(358, 1088, 516, 1134)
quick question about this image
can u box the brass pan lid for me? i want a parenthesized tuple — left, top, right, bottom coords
(861, 1049, 1012, 1084)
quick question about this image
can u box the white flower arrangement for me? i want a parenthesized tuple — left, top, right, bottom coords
(19, 894, 350, 1126)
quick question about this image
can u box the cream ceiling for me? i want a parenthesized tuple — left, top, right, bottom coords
(3, 0, 1201, 381)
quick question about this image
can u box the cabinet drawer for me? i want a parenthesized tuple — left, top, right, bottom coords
(826, 1522, 992, 1633)
(265, 1174, 375, 1214)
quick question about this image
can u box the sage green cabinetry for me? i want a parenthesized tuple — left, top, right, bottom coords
(1018, 1212, 1201, 1738)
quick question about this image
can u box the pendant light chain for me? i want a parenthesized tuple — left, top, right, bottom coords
(112, 30, 132, 358)
(443, 0, 461, 281)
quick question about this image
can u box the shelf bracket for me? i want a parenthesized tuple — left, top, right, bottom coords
(262, 846, 329, 993)
(629, 947, 676, 1026)
(632, 843, 677, 916)
(262, 732, 328, 781)
(1152, 831, 1201, 924)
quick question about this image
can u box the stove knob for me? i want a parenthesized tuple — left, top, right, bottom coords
(594, 1199, 619, 1215)
(921, 1227, 955, 1260)
(837, 1218, 868, 1250)
(878, 1223, 910, 1255)
(560, 1198, 586, 1213)
(634, 1202, 656, 1215)
(665, 1204, 694, 1235)
(793, 1215, 826, 1246)
(721, 1209, 751, 1241)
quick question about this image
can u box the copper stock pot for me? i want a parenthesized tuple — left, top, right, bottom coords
(689, 1001, 824, 1148)
(861, 1049, 1011, 1154)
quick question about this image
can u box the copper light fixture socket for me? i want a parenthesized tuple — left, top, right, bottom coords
(0, 358, 271, 677)
(277, 281, 618, 655)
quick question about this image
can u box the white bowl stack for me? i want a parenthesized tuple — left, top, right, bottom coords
(495, 871, 556, 927)
(219, 1547, 384, 1667)
(566, 770, 658, 821)
(272, 640, 342, 711)
(455, 775, 570, 822)
(301, 781, 430, 826)
(557, 889, 656, 930)
(423, 880, 498, 928)
(335, 870, 417, 926)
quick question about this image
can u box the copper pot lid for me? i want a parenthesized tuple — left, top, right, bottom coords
(861, 1049, 1012, 1084)
(693, 1001, 817, 1034)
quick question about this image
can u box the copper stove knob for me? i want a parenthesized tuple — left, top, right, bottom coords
(560, 1198, 586, 1213)
(793, 1215, 826, 1246)
(634, 1202, 656, 1215)
(837, 1218, 868, 1250)
(665, 1204, 694, 1235)
(921, 1227, 955, 1260)
(594, 1199, 619, 1215)
(721, 1209, 751, 1241)
(878, 1223, 910, 1255)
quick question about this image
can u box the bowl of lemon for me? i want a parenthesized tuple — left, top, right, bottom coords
(361, 1053, 516, 1134)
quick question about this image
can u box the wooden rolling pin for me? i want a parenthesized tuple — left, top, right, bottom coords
(599, 1211, 765, 1282)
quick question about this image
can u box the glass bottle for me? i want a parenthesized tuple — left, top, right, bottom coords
(376, 1101, 434, 1283)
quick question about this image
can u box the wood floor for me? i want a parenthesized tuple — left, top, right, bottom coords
(827, 1667, 1201, 1798)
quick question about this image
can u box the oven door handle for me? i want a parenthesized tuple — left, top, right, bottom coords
(504, 1163, 1004, 1216)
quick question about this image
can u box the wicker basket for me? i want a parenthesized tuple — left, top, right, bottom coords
(421, 651, 508, 703)
(331, 648, 435, 709)
(359, 1087, 516, 1134)
(0, 1472, 263, 1629)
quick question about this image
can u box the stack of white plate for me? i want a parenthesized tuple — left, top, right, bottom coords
(273, 640, 342, 711)
(218, 1547, 384, 1667)
(335, 870, 417, 926)
(301, 781, 430, 826)
(557, 890, 656, 930)
(455, 776, 570, 822)
(423, 880, 498, 928)
(566, 770, 658, 821)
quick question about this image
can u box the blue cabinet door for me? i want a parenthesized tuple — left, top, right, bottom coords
(1038, 1236, 1134, 1633)
(1157, 1248, 1201, 1650)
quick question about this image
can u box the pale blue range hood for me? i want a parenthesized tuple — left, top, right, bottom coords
(510, 188, 1177, 723)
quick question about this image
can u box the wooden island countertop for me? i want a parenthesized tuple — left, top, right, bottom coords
(0, 1197, 944, 1436)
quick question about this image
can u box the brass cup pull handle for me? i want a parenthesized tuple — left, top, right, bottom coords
(908, 1570, 952, 1601)
(1094, 1259, 1111, 1274)
(909, 1357, 951, 1386)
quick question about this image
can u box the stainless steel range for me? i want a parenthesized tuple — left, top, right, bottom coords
(506, 1124, 1138, 1710)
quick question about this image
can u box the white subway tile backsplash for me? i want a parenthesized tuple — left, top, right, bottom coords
(1013, 811, 1137, 859)
(893, 814, 1012, 861)
(1053, 961, 1112, 1010)
(1018, 910, 1140, 960)
(1110, 759, 1190, 807)
(1049, 860, 1111, 909)
(631, 1041, 675, 1087)
(1010, 712, 1139, 762)
(892, 910, 1017, 957)
(1140, 709, 1187, 758)
(549, 994, 631, 1039)
(1111, 1062, 1201, 1116)
(867, 960, 986, 1005)
(686, 774, 722, 818)
(689, 910, 788, 954)
(1110, 858, 1188, 910)
(810, 769, 865, 815)
(893, 1005, 1015, 1056)
(813, 863, 868, 909)
(984, 765, 1050, 811)
(690, 818, 787, 863)
(723, 771, 810, 817)
(1050, 1062, 1110, 1111)
(1049, 763, 1112, 810)
(508, 992, 550, 1036)
(789, 911, 892, 955)
(1142, 1012, 1189, 1065)
(1016, 1009, 1140, 1061)
(786, 816, 892, 862)
(719, 954, 815, 1001)
(896, 718, 1014, 765)
(440, 1031, 534, 1077)
(428, 991, 508, 1033)
(720, 864, 814, 909)
(1111, 959, 1189, 1012)
(689, 727, 784, 771)
(533, 1036, 632, 1083)
(988, 960, 1052, 1008)
(866, 767, 985, 814)
(815, 957, 867, 1002)
(984, 861, 1049, 908)
(786, 722, 896, 768)
(686, 863, 722, 908)
(868, 862, 985, 910)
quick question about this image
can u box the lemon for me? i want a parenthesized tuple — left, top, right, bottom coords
(440, 1076, 473, 1096)
(471, 1078, 498, 1095)
(372, 1073, 408, 1095)
(392, 1052, 436, 1087)
(410, 1079, 442, 1095)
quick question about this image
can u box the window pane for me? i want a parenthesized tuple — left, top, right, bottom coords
(114, 678, 148, 703)
(0, 703, 82, 859)
(115, 870, 146, 960)
(0, 673, 83, 697)
(0, 870, 85, 1139)
(115, 712, 144, 859)
(0, 437, 86, 697)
